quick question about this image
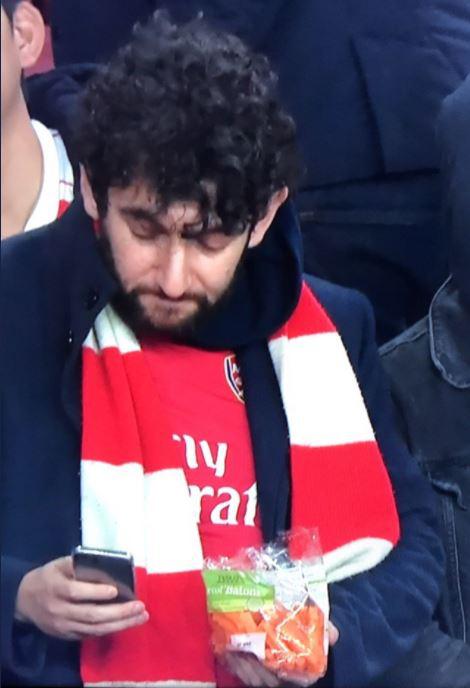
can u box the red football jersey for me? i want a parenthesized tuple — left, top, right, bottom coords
(142, 339, 263, 560)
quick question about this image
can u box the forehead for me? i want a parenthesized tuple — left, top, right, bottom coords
(108, 183, 203, 226)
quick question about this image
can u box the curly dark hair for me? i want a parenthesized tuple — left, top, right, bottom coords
(75, 11, 300, 235)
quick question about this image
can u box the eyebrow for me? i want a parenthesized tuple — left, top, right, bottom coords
(120, 206, 160, 221)
(121, 205, 223, 233)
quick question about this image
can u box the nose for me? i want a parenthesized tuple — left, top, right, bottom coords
(157, 241, 189, 299)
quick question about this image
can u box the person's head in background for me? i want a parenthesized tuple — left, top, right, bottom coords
(1, 0, 46, 238)
(1, 1, 45, 124)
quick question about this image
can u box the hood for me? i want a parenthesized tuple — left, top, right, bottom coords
(437, 73, 470, 309)
(25, 63, 97, 168)
(188, 199, 304, 350)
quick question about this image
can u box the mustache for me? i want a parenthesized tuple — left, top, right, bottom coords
(134, 286, 206, 303)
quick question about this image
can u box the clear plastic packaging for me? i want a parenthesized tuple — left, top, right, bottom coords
(203, 528, 329, 685)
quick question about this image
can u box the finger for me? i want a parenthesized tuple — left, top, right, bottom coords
(65, 599, 145, 625)
(58, 578, 118, 603)
(225, 653, 279, 687)
(68, 610, 149, 638)
(243, 656, 280, 687)
(328, 621, 339, 646)
(225, 653, 254, 685)
(278, 670, 318, 687)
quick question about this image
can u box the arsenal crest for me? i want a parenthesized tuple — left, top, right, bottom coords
(224, 354, 244, 402)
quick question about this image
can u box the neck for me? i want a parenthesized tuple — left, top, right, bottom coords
(1, 99, 43, 239)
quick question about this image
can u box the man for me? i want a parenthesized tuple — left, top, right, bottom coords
(1, 12, 445, 687)
(381, 74, 470, 666)
(1, 0, 73, 238)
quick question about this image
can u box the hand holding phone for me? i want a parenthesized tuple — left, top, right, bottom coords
(15, 554, 147, 641)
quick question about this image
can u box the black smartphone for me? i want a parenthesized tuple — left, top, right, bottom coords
(72, 546, 136, 602)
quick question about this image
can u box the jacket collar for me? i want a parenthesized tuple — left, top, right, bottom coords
(58, 199, 118, 428)
(429, 276, 470, 389)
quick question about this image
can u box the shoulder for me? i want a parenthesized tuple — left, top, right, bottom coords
(2, 226, 53, 288)
(304, 274, 375, 364)
(380, 317, 430, 380)
(1, 201, 83, 311)
(2, 228, 59, 347)
(379, 318, 432, 411)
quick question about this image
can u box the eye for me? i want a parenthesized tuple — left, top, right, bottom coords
(183, 220, 232, 252)
(127, 217, 158, 240)
(196, 231, 233, 251)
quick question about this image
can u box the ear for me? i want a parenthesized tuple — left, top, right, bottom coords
(80, 166, 100, 220)
(248, 187, 289, 249)
(11, 1, 45, 70)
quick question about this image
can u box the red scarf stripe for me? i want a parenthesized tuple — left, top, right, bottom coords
(82, 350, 180, 468)
(82, 570, 214, 685)
(271, 282, 336, 338)
(57, 198, 72, 219)
(85, 684, 215, 687)
(290, 442, 399, 560)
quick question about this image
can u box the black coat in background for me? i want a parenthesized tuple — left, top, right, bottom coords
(50, 0, 470, 187)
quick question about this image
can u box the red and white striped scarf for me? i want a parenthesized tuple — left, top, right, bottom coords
(80, 281, 399, 686)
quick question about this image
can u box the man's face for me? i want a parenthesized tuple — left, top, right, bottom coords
(99, 183, 253, 335)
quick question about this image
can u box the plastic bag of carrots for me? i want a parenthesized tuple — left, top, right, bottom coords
(203, 528, 329, 686)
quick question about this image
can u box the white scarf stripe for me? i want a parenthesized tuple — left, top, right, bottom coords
(83, 307, 140, 354)
(324, 538, 393, 583)
(269, 333, 375, 446)
(81, 461, 203, 573)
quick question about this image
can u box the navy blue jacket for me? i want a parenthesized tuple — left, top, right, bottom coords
(49, 0, 470, 187)
(1, 199, 444, 686)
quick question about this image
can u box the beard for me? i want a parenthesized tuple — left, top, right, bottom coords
(97, 228, 245, 341)
(111, 286, 219, 340)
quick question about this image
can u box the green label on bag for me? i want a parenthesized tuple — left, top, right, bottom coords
(203, 570, 275, 612)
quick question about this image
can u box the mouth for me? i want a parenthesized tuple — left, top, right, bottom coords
(138, 291, 200, 321)
(139, 291, 197, 307)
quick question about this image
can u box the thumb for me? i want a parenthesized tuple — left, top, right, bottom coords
(328, 621, 339, 646)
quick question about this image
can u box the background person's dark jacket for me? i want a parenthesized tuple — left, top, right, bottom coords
(381, 75, 470, 643)
(1, 197, 444, 686)
(49, 0, 470, 187)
